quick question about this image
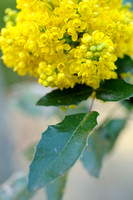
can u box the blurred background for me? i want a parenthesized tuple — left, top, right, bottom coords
(0, 1, 133, 200)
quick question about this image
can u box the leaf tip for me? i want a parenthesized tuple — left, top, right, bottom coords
(90, 170, 100, 178)
(36, 99, 41, 106)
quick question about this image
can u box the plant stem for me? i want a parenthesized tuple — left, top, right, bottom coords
(88, 96, 95, 113)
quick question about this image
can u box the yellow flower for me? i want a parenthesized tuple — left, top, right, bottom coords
(0, 0, 133, 89)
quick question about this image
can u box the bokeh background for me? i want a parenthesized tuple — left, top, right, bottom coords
(0, 1, 133, 200)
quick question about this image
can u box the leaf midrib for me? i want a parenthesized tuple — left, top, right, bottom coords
(35, 113, 88, 184)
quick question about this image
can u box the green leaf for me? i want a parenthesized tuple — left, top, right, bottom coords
(116, 55, 133, 74)
(121, 97, 133, 111)
(96, 79, 133, 101)
(36, 84, 93, 106)
(0, 173, 35, 200)
(46, 173, 68, 200)
(81, 119, 127, 177)
(37, 79, 133, 105)
(28, 111, 99, 191)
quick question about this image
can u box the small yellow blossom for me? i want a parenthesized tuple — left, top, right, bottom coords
(0, 0, 133, 89)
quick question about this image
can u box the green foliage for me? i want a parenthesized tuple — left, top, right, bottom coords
(81, 119, 127, 177)
(29, 76, 133, 196)
(96, 79, 133, 101)
(116, 56, 133, 74)
(36, 84, 93, 106)
(0, 173, 34, 200)
(24, 145, 68, 200)
(121, 97, 133, 111)
(46, 173, 68, 200)
(28, 111, 99, 191)
(1, 2, 133, 200)
(37, 79, 133, 108)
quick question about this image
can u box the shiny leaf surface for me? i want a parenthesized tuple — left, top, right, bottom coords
(28, 111, 99, 191)
(36, 84, 93, 106)
(96, 79, 133, 101)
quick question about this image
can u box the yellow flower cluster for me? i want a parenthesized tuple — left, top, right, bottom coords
(0, 0, 133, 89)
